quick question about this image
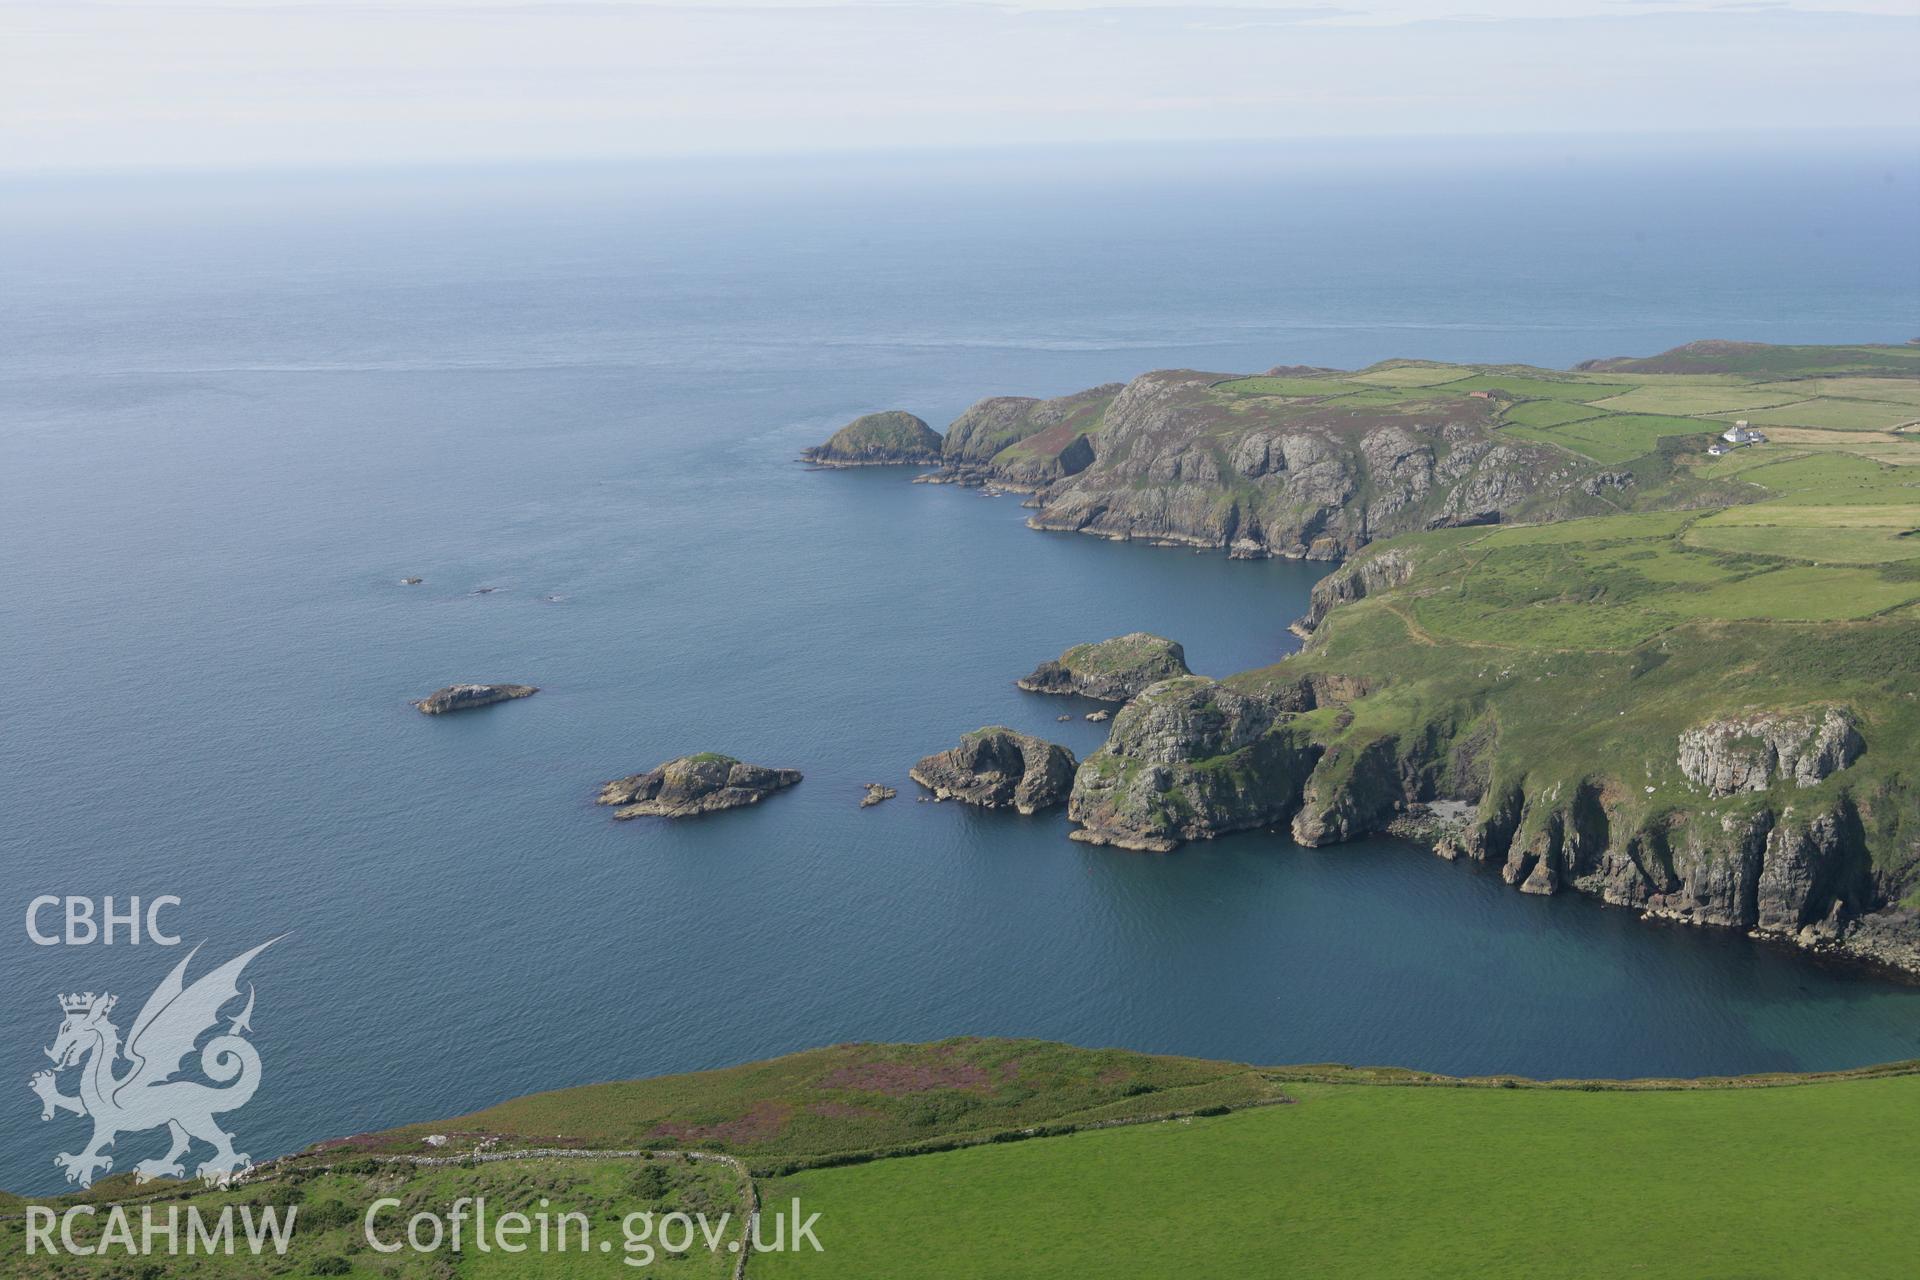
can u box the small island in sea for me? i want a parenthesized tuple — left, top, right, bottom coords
(598, 753, 803, 818)
(1017, 632, 1190, 702)
(414, 682, 538, 714)
(810, 340, 1920, 974)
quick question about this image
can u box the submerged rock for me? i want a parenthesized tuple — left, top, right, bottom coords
(910, 727, 1077, 815)
(1017, 633, 1191, 702)
(1678, 707, 1864, 797)
(861, 783, 897, 808)
(801, 411, 943, 466)
(414, 683, 537, 714)
(599, 755, 802, 818)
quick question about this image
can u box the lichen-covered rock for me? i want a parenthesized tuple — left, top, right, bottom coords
(801, 411, 943, 466)
(1677, 707, 1863, 797)
(1067, 677, 1320, 851)
(598, 755, 802, 818)
(1017, 633, 1191, 702)
(414, 683, 537, 714)
(910, 728, 1076, 815)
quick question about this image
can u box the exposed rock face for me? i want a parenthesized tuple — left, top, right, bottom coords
(1017, 633, 1191, 702)
(414, 683, 538, 714)
(1331, 728, 1904, 973)
(1067, 677, 1321, 852)
(1020, 370, 1604, 560)
(802, 411, 943, 466)
(910, 728, 1076, 815)
(937, 385, 1118, 485)
(598, 755, 802, 818)
(944, 398, 1047, 466)
(1677, 708, 1864, 797)
(1297, 547, 1418, 634)
(861, 783, 896, 808)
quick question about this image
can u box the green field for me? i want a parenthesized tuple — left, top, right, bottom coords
(1684, 503, 1920, 563)
(13, 1043, 1920, 1279)
(1213, 374, 1358, 397)
(1588, 385, 1803, 415)
(1713, 397, 1920, 431)
(1347, 362, 1475, 387)
(1502, 411, 1706, 463)
(1442, 372, 1632, 401)
(758, 1072, 1920, 1280)
(1498, 397, 1606, 428)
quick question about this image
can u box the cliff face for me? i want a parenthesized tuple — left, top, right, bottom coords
(1058, 668, 1915, 972)
(1028, 372, 1655, 559)
(1677, 708, 1864, 797)
(917, 368, 1709, 559)
(1067, 677, 1322, 852)
(941, 385, 1117, 485)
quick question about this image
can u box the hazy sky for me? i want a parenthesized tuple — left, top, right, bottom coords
(2, 1, 1917, 171)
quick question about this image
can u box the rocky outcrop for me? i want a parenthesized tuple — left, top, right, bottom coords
(414, 683, 537, 714)
(802, 411, 943, 466)
(1017, 633, 1191, 702)
(1296, 547, 1418, 634)
(1067, 677, 1321, 851)
(598, 755, 802, 818)
(1021, 370, 1613, 559)
(861, 783, 896, 808)
(944, 398, 1046, 467)
(910, 728, 1077, 814)
(926, 385, 1118, 487)
(1677, 707, 1864, 797)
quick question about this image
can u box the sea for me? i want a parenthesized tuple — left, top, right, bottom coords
(3, 136, 1918, 1193)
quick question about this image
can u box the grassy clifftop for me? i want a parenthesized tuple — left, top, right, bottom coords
(12, 1040, 1920, 1277)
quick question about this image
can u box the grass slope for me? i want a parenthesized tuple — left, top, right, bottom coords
(355, 1040, 1283, 1169)
(758, 1072, 1920, 1280)
(13, 1044, 1920, 1278)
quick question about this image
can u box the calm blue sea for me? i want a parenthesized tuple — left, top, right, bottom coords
(3, 139, 1918, 1193)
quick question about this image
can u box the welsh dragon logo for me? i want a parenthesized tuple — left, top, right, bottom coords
(29, 939, 278, 1189)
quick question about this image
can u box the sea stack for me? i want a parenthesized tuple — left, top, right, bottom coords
(910, 727, 1077, 815)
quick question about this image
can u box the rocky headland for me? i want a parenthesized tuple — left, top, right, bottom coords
(808, 343, 1920, 976)
(807, 364, 1740, 560)
(801, 411, 943, 467)
(1017, 633, 1191, 702)
(910, 728, 1077, 815)
(415, 683, 538, 714)
(598, 755, 803, 819)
